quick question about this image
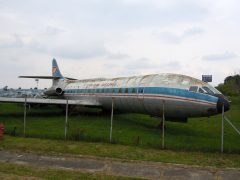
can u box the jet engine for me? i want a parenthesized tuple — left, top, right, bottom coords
(44, 87, 64, 96)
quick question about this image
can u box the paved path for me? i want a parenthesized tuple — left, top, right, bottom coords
(0, 150, 239, 179)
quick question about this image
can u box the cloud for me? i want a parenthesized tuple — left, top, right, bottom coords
(52, 45, 108, 60)
(153, 27, 205, 44)
(122, 58, 182, 75)
(44, 26, 65, 36)
(2, 29, 109, 60)
(0, 0, 208, 30)
(106, 53, 130, 60)
(95, 1, 207, 28)
(162, 61, 182, 70)
(125, 58, 155, 69)
(0, 34, 24, 48)
(0, 0, 239, 88)
(156, 31, 182, 44)
(182, 27, 205, 38)
(0, 30, 127, 61)
(202, 52, 238, 61)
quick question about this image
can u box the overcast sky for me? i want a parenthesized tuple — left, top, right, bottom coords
(0, 0, 239, 88)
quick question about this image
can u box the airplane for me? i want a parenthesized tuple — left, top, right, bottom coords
(17, 58, 230, 122)
(0, 86, 45, 99)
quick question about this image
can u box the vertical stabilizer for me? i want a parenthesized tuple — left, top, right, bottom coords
(52, 58, 63, 79)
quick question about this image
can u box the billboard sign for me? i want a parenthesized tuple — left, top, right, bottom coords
(202, 75, 212, 82)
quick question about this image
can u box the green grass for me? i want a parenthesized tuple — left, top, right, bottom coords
(1, 135, 240, 168)
(0, 162, 137, 180)
(0, 99, 239, 153)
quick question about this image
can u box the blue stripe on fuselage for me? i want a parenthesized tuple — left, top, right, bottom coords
(65, 87, 218, 103)
(144, 87, 217, 103)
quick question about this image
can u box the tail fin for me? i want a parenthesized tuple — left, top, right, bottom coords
(52, 58, 63, 79)
(19, 58, 76, 80)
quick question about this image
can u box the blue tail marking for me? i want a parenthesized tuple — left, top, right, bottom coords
(52, 58, 63, 79)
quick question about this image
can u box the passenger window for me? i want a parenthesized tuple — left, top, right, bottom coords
(132, 88, 136, 93)
(189, 86, 198, 92)
(125, 88, 128, 93)
(138, 88, 144, 93)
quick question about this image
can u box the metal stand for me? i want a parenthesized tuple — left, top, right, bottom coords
(162, 100, 165, 149)
(110, 98, 114, 143)
(65, 99, 69, 140)
(23, 97, 27, 137)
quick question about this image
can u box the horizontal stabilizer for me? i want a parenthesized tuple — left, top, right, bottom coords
(65, 77, 77, 80)
(19, 76, 61, 79)
(19, 76, 77, 80)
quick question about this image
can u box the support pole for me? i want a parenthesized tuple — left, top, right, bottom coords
(110, 97, 114, 143)
(23, 97, 27, 137)
(65, 98, 69, 140)
(162, 100, 165, 149)
(221, 104, 224, 153)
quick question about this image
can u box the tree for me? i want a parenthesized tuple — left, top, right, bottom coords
(216, 74, 240, 96)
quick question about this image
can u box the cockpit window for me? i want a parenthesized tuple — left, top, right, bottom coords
(202, 86, 214, 95)
(208, 85, 222, 94)
(198, 88, 205, 93)
(189, 86, 198, 92)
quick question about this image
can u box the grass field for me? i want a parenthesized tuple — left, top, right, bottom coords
(1, 135, 240, 168)
(0, 96, 239, 153)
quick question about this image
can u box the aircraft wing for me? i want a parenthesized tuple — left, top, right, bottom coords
(0, 97, 101, 106)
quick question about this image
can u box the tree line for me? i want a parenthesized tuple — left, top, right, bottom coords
(216, 74, 240, 96)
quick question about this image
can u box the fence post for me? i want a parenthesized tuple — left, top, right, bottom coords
(23, 97, 27, 137)
(110, 97, 114, 143)
(162, 100, 165, 149)
(221, 104, 224, 153)
(65, 98, 69, 140)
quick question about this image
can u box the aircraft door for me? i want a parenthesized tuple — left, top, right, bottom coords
(137, 87, 144, 101)
(125, 77, 144, 113)
(137, 75, 154, 101)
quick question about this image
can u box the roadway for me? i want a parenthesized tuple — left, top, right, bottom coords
(0, 150, 239, 179)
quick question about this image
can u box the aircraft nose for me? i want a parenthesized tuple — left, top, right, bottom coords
(216, 95, 230, 113)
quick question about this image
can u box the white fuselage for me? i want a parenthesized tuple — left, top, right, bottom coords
(63, 73, 221, 120)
